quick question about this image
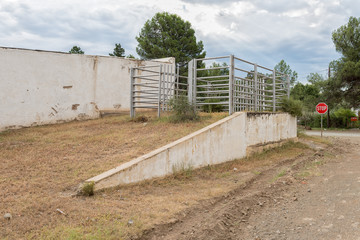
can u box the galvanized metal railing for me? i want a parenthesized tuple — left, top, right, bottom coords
(130, 64, 178, 118)
(188, 55, 290, 114)
(130, 55, 289, 118)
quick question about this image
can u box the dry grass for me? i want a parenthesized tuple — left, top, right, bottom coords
(42, 141, 310, 240)
(0, 113, 312, 240)
(0, 112, 227, 239)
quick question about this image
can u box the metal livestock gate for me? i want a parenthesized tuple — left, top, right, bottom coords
(188, 55, 290, 115)
(130, 63, 187, 118)
(130, 55, 290, 117)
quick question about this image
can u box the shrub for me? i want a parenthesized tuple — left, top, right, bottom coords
(333, 108, 356, 128)
(280, 97, 303, 117)
(298, 108, 358, 129)
(169, 95, 199, 122)
(80, 182, 95, 196)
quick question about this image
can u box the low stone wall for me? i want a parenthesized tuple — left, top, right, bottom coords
(86, 112, 297, 191)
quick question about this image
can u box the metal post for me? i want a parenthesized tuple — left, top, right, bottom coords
(176, 64, 180, 97)
(170, 64, 174, 101)
(254, 64, 258, 111)
(273, 70, 276, 112)
(158, 65, 162, 118)
(321, 114, 323, 137)
(194, 59, 197, 109)
(229, 55, 234, 115)
(188, 59, 194, 103)
(165, 64, 169, 111)
(261, 77, 265, 111)
(287, 75, 290, 99)
(130, 67, 135, 118)
(162, 65, 166, 111)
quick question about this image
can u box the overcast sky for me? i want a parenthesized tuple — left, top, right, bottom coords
(1, 0, 359, 83)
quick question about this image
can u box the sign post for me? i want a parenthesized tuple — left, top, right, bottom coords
(316, 103, 328, 137)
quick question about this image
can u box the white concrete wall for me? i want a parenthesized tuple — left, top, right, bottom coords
(0, 47, 174, 131)
(246, 112, 297, 146)
(87, 112, 297, 191)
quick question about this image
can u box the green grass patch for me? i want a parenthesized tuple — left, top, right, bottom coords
(272, 169, 287, 182)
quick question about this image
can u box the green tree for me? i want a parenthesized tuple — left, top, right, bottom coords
(329, 16, 360, 108)
(136, 12, 206, 64)
(109, 43, 125, 57)
(69, 46, 84, 54)
(280, 97, 303, 117)
(126, 54, 135, 59)
(274, 60, 298, 85)
(307, 73, 325, 91)
(290, 82, 320, 112)
(332, 17, 360, 62)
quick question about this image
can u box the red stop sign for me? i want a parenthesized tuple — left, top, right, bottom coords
(316, 103, 328, 114)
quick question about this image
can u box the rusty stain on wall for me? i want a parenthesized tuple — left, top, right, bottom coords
(72, 104, 80, 110)
(63, 86, 73, 89)
(113, 104, 121, 109)
(93, 56, 98, 70)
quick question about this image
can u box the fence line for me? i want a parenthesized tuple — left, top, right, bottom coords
(130, 64, 177, 118)
(189, 55, 290, 115)
(130, 55, 290, 118)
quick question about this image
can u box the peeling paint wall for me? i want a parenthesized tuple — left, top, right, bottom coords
(246, 112, 297, 146)
(0, 47, 174, 131)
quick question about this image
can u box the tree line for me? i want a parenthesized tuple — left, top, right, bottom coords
(290, 16, 360, 129)
(68, 12, 359, 128)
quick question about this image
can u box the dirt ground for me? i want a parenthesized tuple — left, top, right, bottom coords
(140, 135, 360, 240)
(0, 112, 229, 239)
(3, 114, 356, 239)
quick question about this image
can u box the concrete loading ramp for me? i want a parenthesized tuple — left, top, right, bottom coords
(86, 112, 297, 191)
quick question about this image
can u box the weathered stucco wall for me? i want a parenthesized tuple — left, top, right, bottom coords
(246, 112, 297, 146)
(87, 112, 297, 191)
(0, 47, 174, 131)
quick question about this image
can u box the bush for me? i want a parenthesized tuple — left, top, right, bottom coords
(280, 97, 303, 117)
(298, 108, 358, 129)
(333, 108, 356, 128)
(79, 181, 95, 196)
(169, 95, 199, 122)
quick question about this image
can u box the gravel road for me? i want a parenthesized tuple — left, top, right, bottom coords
(243, 136, 360, 240)
(305, 130, 360, 137)
(141, 134, 360, 240)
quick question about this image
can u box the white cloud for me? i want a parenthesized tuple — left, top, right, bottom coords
(0, 0, 358, 82)
(281, 9, 309, 17)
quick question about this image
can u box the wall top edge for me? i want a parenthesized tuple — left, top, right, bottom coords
(246, 111, 289, 116)
(0, 46, 175, 64)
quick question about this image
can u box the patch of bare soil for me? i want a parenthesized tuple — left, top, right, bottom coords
(139, 137, 352, 240)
